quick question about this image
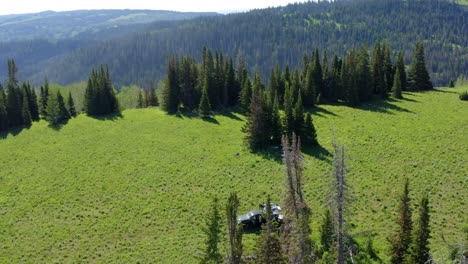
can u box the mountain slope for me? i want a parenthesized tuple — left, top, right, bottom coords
(32, 0, 468, 87)
(0, 10, 218, 41)
(0, 88, 466, 263)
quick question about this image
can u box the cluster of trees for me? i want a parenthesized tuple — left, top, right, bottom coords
(0, 60, 39, 131)
(35, 0, 466, 88)
(161, 41, 431, 150)
(137, 82, 159, 108)
(0, 59, 77, 131)
(200, 135, 435, 263)
(83, 65, 120, 116)
(389, 179, 432, 264)
(160, 48, 239, 114)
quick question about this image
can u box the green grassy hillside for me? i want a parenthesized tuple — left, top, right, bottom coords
(0, 88, 467, 263)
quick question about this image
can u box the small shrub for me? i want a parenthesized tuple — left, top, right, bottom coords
(459, 91, 468, 101)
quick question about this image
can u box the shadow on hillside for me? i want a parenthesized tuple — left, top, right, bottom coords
(242, 225, 262, 235)
(311, 106, 339, 118)
(354, 98, 414, 114)
(253, 146, 283, 163)
(428, 88, 458, 94)
(176, 111, 197, 119)
(0, 125, 29, 139)
(92, 112, 123, 121)
(219, 110, 243, 121)
(201, 116, 220, 125)
(303, 144, 333, 164)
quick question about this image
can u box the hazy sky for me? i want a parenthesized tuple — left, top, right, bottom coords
(0, 0, 308, 15)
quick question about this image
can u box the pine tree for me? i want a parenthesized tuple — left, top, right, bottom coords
(448, 80, 455, 88)
(283, 83, 294, 136)
(239, 75, 252, 114)
(46, 93, 61, 126)
(68, 92, 77, 117)
(199, 82, 212, 117)
(396, 51, 408, 91)
(0, 84, 8, 131)
(371, 42, 386, 97)
(392, 70, 403, 99)
(29, 86, 40, 121)
(302, 113, 317, 146)
(137, 90, 144, 108)
(408, 42, 433, 91)
(243, 90, 268, 150)
(161, 57, 180, 114)
(226, 193, 243, 264)
(270, 94, 282, 145)
(390, 179, 413, 264)
(256, 196, 285, 264)
(357, 45, 372, 102)
(320, 209, 335, 254)
(6, 80, 21, 128)
(57, 91, 70, 122)
(407, 195, 431, 264)
(21, 92, 32, 127)
(293, 93, 304, 137)
(201, 197, 222, 264)
(40, 78, 50, 118)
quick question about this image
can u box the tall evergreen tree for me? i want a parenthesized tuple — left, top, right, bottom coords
(28, 85, 39, 121)
(396, 51, 408, 91)
(293, 93, 304, 137)
(39, 78, 50, 118)
(199, 82, 212, 117)
(6, 79, 21, 128)
(45, 93, 61, 126)
(302, 113, 317, 146)
(137, 90, 144, 108)
(357, 45, 372, 102)
(0, 84, 8, 131)
(283, 83, 295, 136)
(392, 70, 403, 99)
(390, 179, 413, 264)
(161, 57, 180, 114)
(146, 81, 159, 107)
(256, 196, 285, 264)
(320, 209, 335, 254)
(407, 195, 431, 264)
(371, 42, 386, 98)
(226, 193, 243, 264)
(201, 197, 222, 264)
(57, 91, 70, 122)
(21, 92, 32, 127)
(67, 92, 77, 117)
(243, 89, 269, 150)
(270, 94, 282, 145)
(239, 74, 252, 114)
(408, 42, 433, 91)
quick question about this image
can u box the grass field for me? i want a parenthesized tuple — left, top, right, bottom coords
(1, 87, 467, 263)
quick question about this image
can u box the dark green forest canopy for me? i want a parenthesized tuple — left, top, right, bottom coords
(0, 0, 466, 88)
(14, 0, 465, 88)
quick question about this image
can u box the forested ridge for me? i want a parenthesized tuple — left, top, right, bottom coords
(27, 0, 468, 88)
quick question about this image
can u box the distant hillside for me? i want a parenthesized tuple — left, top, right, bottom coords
(0, 10, 218, 41)
(28, 0, 467, 88)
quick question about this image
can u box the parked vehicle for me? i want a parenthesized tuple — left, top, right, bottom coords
(237, 202, 283, 228)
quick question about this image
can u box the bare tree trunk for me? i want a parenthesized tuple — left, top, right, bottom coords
(332, 143, 347, 264)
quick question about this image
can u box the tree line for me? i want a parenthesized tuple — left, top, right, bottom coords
(160, 42, 432, 150)
(0, 59, 77, 130)
(0, 60, 122, 132)
(199, 134, 434, 263)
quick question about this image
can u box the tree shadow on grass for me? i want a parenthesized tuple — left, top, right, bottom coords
(0, 125, 29, 139)
(92, 112, 123, 121)
(219, 110, 243, 121)
(427, 88, 458, 94)
(310, 106, 339, 118)
(302, 143, 333, 164)
(353, 98, 414, 114)
(242, 225, 262, 235)
(201, 116, 220, 125)
(252, 145, 283, 163)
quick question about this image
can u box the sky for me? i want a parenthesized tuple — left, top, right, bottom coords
(0, 0, 308, 15)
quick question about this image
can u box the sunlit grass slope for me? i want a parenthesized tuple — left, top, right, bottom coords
(0, 88, 467, 263)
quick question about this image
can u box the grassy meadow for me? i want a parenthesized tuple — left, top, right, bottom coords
(0, 87, 467, 263)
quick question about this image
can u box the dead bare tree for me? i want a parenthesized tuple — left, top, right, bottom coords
(280, 133, 314, 264)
